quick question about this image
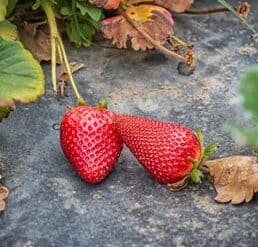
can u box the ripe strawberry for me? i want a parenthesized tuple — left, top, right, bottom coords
(115, 114, 217, 188)
(60, 106, 123, 183)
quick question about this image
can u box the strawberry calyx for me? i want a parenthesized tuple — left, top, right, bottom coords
(189, 128, 219, 183)
(77, 97, 87, 106)
(168, 128, 219, 191)
(95, 98, 108, 109)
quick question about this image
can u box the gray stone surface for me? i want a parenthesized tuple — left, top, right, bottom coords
(1, 1, 258, 246)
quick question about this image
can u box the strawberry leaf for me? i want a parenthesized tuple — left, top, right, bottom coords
(123, 0, 194, 12)
(0, 0, 8, 21)
(195, 128, 204, 146)
(56, 0, 102, 47)
(152, 0, 194, 12)
(190, 169, 202, 183)
(102, 4, 174, 50)
(0, 40, 45, 121)
(89, 0, 120, 9)
(0, 20, 17, 41)
(76, 2, 102, 21)
(7, 0, 18, 16)
(203, 143, 219, 160)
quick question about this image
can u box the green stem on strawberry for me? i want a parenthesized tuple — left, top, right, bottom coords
(168, 129, 219, 190)
(96, 98, 108, 109)
(189, 129, 219, 183)
(40, 1, 86, 106)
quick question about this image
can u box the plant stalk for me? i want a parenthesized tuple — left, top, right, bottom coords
(41, 2, 58, 93)
(41, 1, 86, 104)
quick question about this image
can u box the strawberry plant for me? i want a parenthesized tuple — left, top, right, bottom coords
(0, 0, 257, 211)
(0, 0, 255, 123)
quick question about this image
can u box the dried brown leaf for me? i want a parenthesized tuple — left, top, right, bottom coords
(18, 21, 59, 63)
(0, 185, 9, 212)
(58, 62, 86, 82)
(153, 0, 195, 12)
(101, 5, 174, 51)
(204, 156, 258, 204)
(17, 20, 65, 63)
(0, 200, 6, 212)
(89, 0, 120, 9)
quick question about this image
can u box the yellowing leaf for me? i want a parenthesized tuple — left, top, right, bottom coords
(122, 0, 194, 12)
(0, 40, 45, 121)
(0, 0, 8, 21)
(204, 156, 258, 204)
(0, 20, 18, 41)
(126, 5, 154, 22)
(101, 4, 174, 51)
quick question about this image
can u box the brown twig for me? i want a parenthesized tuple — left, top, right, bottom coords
(183, 6, 232, 15)
(182, 2, 250, 16)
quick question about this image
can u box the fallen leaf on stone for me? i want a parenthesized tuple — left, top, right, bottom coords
(204, 156, 258, 204)
(0, 185, 9, 212)
(101, 4, 174, 50)
(58, 62, 86, 82)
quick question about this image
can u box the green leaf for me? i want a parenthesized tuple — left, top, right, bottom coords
(0, 0, 8, 21)
(195, 128, 204, 146)
(33, 0, 57, 10)
(240, 68, 258, 124)
(0, 39, 45, 121)
(203, 143, 219, 160)
(7, 0, 18, 16)
(60, 6, 72, 16)
(190, 169, 202, 183)
(0, 20, 17, 41)
(229, 125, 258, 151)
(76, 2, 102, 22)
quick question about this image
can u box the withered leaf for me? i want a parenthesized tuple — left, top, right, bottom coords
(18, 21, 63, 63)
(58, 62, 86, 82)
(101, 4, 174, 51)
(0, 185, 9, 212)
(204, 156, 258, 204)
(89, 0, 120, 9)
(153, 0, 194, 12)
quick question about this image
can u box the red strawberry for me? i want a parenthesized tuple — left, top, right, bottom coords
(60, 106, 123, 183)
(115, 114, 216, 188)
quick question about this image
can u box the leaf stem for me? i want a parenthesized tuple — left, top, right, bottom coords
(41, 1, 86, 104)
(57, 38, 84, 103)
(57, 42, 63, 64)
(183, 6, 231, 15)
(217, 0, 256, 33)
(41, 1, 58, 93)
